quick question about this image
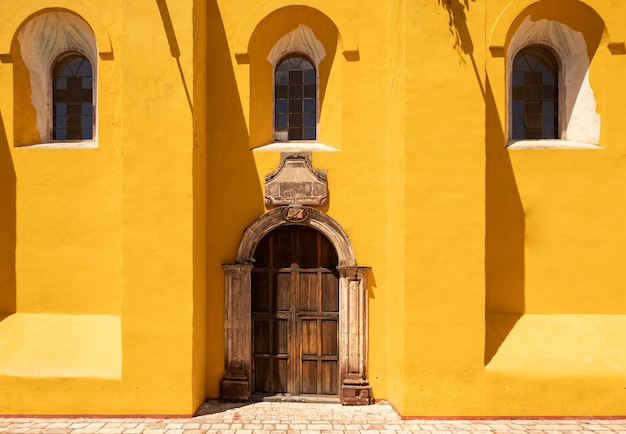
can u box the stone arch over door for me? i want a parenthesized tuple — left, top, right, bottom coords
(222, 206, 371, 405)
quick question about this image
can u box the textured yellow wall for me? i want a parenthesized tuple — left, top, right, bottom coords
(1, 0, 626, 417)
(0, 0, 203, 415)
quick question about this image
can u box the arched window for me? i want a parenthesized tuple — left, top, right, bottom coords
(52, 53, 94, 141)
(511, 46, 559, 140)
(274, 55, 316, 141)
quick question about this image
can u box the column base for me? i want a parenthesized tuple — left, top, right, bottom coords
(340, 379, 372, 405)
(221, 374, 250, 401)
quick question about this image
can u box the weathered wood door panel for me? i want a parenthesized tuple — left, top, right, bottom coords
(252, 226, 339, 396)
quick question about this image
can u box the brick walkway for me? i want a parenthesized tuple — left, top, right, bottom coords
(1, 400, 626, 433)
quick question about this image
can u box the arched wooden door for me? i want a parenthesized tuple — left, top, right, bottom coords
(251, 225, 339, 397)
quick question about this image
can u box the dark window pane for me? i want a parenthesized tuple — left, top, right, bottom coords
(68, 104, 80, 114)
(82, 115, 93, 128)
(303, 128, 316, 140)
(541, 116, 556, 129)
(289, 85, 302, 98)
(53, 53, 93, 141)
(526, 115, 541, 128)
(289, 100, 302, 113)
(289, 113, 303, 127)
(304, 113, 316, 127)
(513, 54, 529, 70)
(526, 129, 542, 139)
(55, 116, 67, 128)
(543, 86, 557, 99)
(289, 70, 302, 84)
(525, 86, 541, 100)
(275, 100, 288, 114)
(542, 72, 555, 85)
(289, 128, 303, 140)
(275, 85, 288, 99)
(525, 102, 541, 114)
(512, 115, 524, 129)
(276, 70, 288, 85)
(275, 55, 317, 141)
(542, 101, 555, 114)
(54, 129, 67, 140)
(511, 46, 558, 140)
(525, 71, 542, 85)
(275, 114, 287, 130)
(542, 128, 557, 139)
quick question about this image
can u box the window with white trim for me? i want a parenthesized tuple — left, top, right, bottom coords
(17, 11, 97, 147)
(274, 55, 317, 141)
(506, 18, 600, 148)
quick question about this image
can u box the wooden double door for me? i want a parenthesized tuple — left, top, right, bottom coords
(251, 226, 339, 397)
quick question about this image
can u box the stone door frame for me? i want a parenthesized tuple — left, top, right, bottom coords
(222, 206, 371, 404)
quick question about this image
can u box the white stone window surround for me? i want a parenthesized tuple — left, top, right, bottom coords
(506, 17, 601, 150)
(17, 11, 97, 149)
(263, 25, 338, 152)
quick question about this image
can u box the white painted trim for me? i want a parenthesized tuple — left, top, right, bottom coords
(507, 140, 602, 150)
(16, 141, 97, 149)
(253, 142, 337, 152)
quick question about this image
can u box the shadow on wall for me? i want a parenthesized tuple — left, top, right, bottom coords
(437, 0, 485, 98)
(436, 0, 521, 362)
(484, 76, 525, 364)
(204, 0, 265, 394)
(0, 111, 16, 318)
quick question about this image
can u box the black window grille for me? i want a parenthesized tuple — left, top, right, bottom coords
(511, 46, 559, 140)
(274, 55, 316, 141)
(53, 54, 93, 141)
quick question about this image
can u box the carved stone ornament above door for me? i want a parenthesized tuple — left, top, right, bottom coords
(264, 153, 328, 206)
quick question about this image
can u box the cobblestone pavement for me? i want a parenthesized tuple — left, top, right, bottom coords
(1, 400, 626, 433)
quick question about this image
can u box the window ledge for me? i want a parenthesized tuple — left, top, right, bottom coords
(507, 140, 601, 150)
(17, 141, 97, 149)
(253, 142, 338, 152)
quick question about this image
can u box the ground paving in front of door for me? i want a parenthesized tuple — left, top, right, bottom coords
(1, 400, 626, 433)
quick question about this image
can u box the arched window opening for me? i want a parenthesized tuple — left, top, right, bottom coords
(274, 55, 316, 141)
(53, 53, 93, 141)
(511, 46, 559, 140)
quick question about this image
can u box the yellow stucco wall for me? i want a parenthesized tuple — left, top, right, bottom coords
(0, 0, 626, 417)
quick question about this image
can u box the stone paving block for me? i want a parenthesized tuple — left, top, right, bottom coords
(307, 423, 334, 430)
